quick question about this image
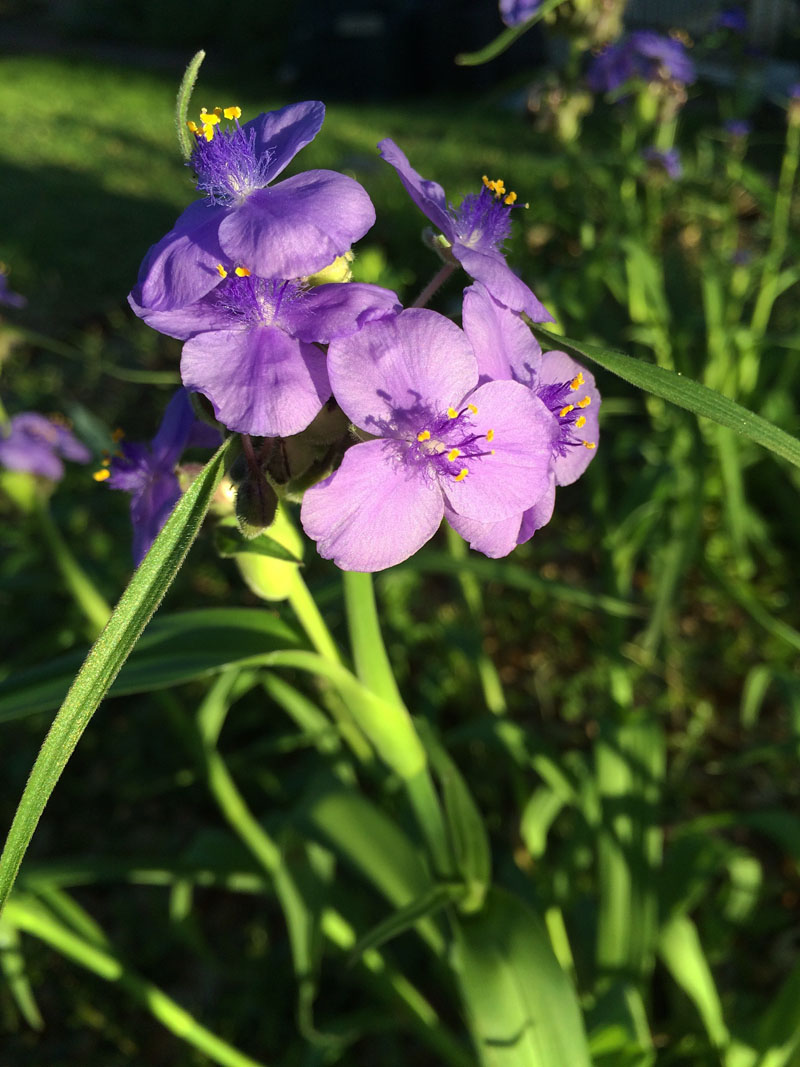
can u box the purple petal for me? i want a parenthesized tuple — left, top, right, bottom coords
(517, 471, 556, 542)
(127, 285, 232, 340)
(445, 506, 523, 558)
(289, 282, 401, 344)
(378, 139, 454, 238)
(301, 439, 444, 571)
(130, 469, 181, 565)
(218, 170, 375, 280)
(455, 245, 554, 323)
(441, 380, 557, 522)
(150, 388, 198, 466)
(244, 101, 326, 184)
(327, 308, 477, 429)
(462, 282, 542, 383)
(133, 200, 229, 311)
(181, 326, 330, 437)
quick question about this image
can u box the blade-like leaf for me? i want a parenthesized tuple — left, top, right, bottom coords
(531, 326, 800, 471)
(452, 887, 592, 1067)
(0, 609, 305, 723)
(214, 525, 302, 564)
(349, 882, 463, 961)
(0, 438, 232, 915)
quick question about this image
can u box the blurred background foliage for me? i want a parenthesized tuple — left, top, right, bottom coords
(1, 0, 800, 1064)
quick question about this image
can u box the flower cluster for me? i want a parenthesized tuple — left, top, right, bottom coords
(587, 30, 696, 95)
(121, 100, 599, 571)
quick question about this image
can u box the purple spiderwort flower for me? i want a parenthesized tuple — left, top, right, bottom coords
(99, 388, 220, 565)
(133, 102, 376, 312)
(130, 271, 400, 438)
(446, 284, 599, 558)
(377, 139, 553, 323)
(300, 308, 557, 571)
(499, 0, 541, 28)
(587, 31, 696, 94)
(641, 146, 683, 179)
(0, 413, 90, 481)
(724, 119, 752, 138)
(0, 268, 26, 309)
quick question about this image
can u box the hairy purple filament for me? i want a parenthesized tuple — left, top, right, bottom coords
(190, 122, 274, 205)
(453, 186, 513, 251)
(213, 275, 306, 326)
(537, 375, 593, 457)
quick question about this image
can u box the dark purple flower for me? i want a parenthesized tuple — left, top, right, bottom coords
(300, 308, 557, 571)
(587, 31, 696, 93)
(447, 284, 599, 557)
(714, 6, 747, 33)
(642, 146, 683, 179)
(130, 272, 400, 438)
(0, 269, 26, 309)
(378, 139, 553, 323)
(499, 0, 541, 28)
(132, 102, 376, 312)
(101, 388, 220, 565)
(0, 412, 90, 480)
(724, 118, 752, 137)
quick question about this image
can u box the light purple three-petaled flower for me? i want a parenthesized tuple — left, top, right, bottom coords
(378, 138, 553, 323)
(446, 283, 600, 558)
(130, 271, 400, 438)
(132, 102, 376, 312)
(0, 412, 90, 481)
(301, 308, 558, 571)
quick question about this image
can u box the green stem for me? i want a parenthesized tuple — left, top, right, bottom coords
(342, 570, 404, 706)
(750, 118, 800, 337)
(411, 263, 457, 309)
(4, 896, 269, 1067)
(35, 497, 111, 639)
(445, 528, 507, 715)
(287, 571, 341, 664)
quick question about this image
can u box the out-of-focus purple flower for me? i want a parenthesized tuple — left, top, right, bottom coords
(378, 139, 553, 323)
(130, 272, 400, 438)
(0, 268, 26, 309)
(724, 118, 752, 137)
(101, 388, 220, 565)
(132, 102, 376, 312)
(0, 413, 90, 480)
(642, 146, 683, 179)
(300, 308, 557, 571)
(587, 31, 696, 93)
(446, 283, 599, 557)
(714, 6, 747, 33)
(500, 0, 541, 28)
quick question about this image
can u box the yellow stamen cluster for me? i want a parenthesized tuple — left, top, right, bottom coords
(482, 175, 519, 207)
(417, 430, 431, 442)
(187, 105, 242, 142)
(93, 429, 125, 481)
(216, 264, 252, 279)
(454, 468, 469, 482)
(569, 372, 585, 391)
(93, 468, 110, 482)
(447, 448, 461, 461)
(575, 415, 586, 429)
(559, 404, 574, 418)
(577, 395, 591, 409)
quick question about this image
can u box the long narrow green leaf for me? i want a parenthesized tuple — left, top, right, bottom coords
(0, 438, 232, 915)
(659, 915, 731, 1052)
(452, 887, 591, 1067)
(531, 327, 800, 471)
(0, 608, 304, 723)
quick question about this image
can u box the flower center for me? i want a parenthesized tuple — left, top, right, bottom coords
(211, 272, 305, 328)
(452, 176, 522, 251)
(188, 106, 273, 205)
(411, 402, 495, 482)
(537, 372, 596, 454)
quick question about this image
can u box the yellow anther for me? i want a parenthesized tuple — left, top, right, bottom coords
(447, 407, 459, 419)
(93, 468, 110, 482)
(569, 372, 585, 391)
(111, 428, 125, 442)
(446, 448, 461, 461)
(455, 467, 469, 482)
(559, 404, 574, 417)
(577, 395, 592, 408)
(100, 456, 111, 467)
(468, 403, 478, 415)
(213, 107, 223, 118)
(504, 191, 517, 205)
(486, 428, 495, 442)
(199, 109, 221, 125)
(583, 440, 596, 449)
(575, 415, 587, 429)
(234, 266, 251, 277)
(203, 124, 215, 142)
(187, 120, 200, 135)
(216, 264, 228, 278)
(223, 106, 242, 120)
(417, 430, 431, 442)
